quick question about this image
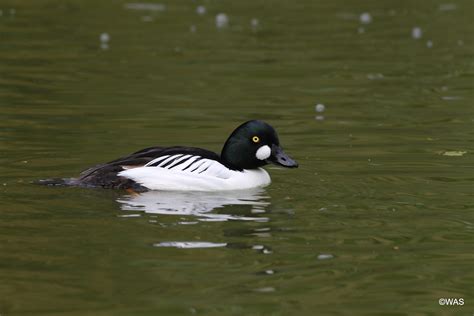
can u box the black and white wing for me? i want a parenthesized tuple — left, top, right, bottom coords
(76, 146, 226, 190)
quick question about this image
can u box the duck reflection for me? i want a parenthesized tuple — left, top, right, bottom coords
(116, 188, 270, 222)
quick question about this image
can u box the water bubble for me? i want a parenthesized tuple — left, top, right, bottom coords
(315, 103, 325, 112)
(441, 96, 462, 101)
(215, 13, 229, 29)
(141, 16, 153, 22)
(124, 3, 166, 11)
(196, 5, 206, 15)
(262, 248, 272, 254)
(190, 25, 197, 33)
(426, 40, 433, 48)
(412, 27, 422, 39)
(100, 33, 110, 50)
(100, 32, 110, 43)
(254, 287, 275, 293)
(154, 241, 227, 248)
(359, 12, 372, 24)
(251, 18, 259, 30)
(439, 3, 457, 11)
(264, 270, 275, 275)
(117, 214, 141, 218)
(442, 150, 467, 157)
(367, 73, 384, 80)
(317, 253, 334, 260)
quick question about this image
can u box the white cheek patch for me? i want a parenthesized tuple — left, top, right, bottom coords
(256, 145, 271, 160)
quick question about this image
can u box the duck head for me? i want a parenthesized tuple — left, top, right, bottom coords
(221, 120, 298, 170)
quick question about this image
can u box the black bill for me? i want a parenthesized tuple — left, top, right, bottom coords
(267, 144, 298, 168)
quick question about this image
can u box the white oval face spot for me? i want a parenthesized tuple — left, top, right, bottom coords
(256, 145, 271, 160)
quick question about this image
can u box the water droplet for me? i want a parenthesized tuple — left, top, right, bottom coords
(251, 18, 259, 30)
(190, 25, 197, 33)
(317, 253, 334, 260)
(154, 241, 227, 248)
(254, 287, 275, 292)
(178, 221, 198, 225)
(141, 15, 153, 22)
(439, 3, 457, 11)
(315, 103, 325, 112)
(124, 3, 166, 11)
(412, 27, 422, 39)
(264, 270, 275, 275)
(196, 5, 206, 15)
(100, 32, 110, 43)
(426, 40, 433, 48)
(441, 95, 462, 101)
(367, 73, 384, 80)
(359, 12, 372, 24)
(441, 150, 467, 157)
(215, 13, 229, 29)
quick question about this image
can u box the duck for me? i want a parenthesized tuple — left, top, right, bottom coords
(42, 120, 298, 192)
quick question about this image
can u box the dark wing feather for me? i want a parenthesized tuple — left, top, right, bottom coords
(76, 146, 221, 190)
(79, 146, 166, 178)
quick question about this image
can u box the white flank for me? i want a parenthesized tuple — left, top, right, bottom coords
(118, 156, 271, 191)
(256, 145, 271, 160)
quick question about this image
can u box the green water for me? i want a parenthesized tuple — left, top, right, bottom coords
(1, 0, 473, 315)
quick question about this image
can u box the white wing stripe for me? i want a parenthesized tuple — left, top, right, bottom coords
(167, 155, 193, 169)
(196, 161, 213, 173)
(177, 156, 201, 171)
(189, 160, 207, 173)
(145, 155, 170, 167)
(157, 154, 183, 167)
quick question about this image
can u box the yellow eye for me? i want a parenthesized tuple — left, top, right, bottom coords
(252, 136, 260, 143)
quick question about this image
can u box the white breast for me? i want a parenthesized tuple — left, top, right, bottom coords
(118, 155, 271, 191)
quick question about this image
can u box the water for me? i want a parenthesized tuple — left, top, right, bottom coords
(1, 1, 473, 315)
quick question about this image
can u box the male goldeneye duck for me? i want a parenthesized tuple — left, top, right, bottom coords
(42, 120, 297, 192)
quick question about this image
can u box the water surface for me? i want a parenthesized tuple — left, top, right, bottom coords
(1, 1, 473, 315)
